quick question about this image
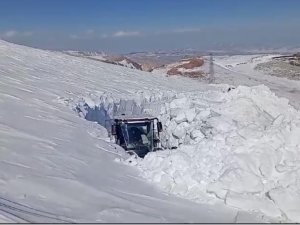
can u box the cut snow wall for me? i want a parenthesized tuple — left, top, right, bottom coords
(126, 85, 300, 223)
(72, 85, 300, 222)
(73, 89, 226, 149)
(74, 90, 178, 147)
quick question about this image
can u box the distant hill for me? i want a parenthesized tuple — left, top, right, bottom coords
(63, 51, 143, 71)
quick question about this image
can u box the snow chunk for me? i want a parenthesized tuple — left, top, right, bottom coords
(74, 83, 300, 222)
(225, 192, 282, 219)
(269, 186, 300, 222)
(172, 122, 188, 139)
(190, 130, 204, 140)
(185, 108, 196, 122)
(129, 84, 300, 222)
(208, 168, 264, 194)
(169, 97, 190, 109)
(174, 111, 187, 124)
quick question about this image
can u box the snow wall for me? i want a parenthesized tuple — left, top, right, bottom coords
(73, 85, 300, 222)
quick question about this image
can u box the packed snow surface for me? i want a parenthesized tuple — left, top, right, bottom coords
(1, 40, 300, 222)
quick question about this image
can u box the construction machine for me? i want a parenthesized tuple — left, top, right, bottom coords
(111, 115, 163, 158)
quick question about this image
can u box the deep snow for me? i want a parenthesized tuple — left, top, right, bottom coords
(1, 40, 300, 222)
(0, 40, 272, 223)
(76, 84, 300, 222)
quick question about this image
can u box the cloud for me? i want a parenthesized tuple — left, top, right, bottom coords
(152, 27, 202, 36)
(3, 30, 18, 38)
(86, 29, 95, 35)
(171, 28, 202, 33)
(68, 30, 142, 40)
(69, 29, 96, 40)
(69, 34, 80, 40)
(112, 31, 141, 38)
(1, 30, 33, 39)
(101, 33, 109, 38)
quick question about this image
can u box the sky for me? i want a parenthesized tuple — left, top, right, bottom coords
(0, 0, 300, 53)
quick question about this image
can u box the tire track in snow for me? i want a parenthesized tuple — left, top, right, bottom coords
(0, 196, 74, 223)
(0, 208, 30, 223)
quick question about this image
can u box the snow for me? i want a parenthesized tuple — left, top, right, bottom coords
(1, 39, 300, 222)
(0, 213, 17, 223)
(118, 59, 136, 69)
(213, 54, 278, 69)
(213, 54, 300, 109)
(177, 66, 203, 73)
(0, 40, 270, 223)
(269, 185, 300, 222)
(88, 55, 107, 61)
(64, 50, 108, 61)
(77, 84, 300, 222)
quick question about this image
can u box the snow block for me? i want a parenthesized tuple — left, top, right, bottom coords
(225, 192, 282, 219)
(185, 108, 196, 122)
(269, 186, 300, 222)
(174, 111, 187, 124)
(172, 123, 188, 139)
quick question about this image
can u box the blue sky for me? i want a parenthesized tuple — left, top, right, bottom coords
(0, 0, 300, 53)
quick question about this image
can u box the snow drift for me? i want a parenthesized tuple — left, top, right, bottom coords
(1, 39, 252, 223)
(1, 39, 300, 222)
(76, 84, 300, 222)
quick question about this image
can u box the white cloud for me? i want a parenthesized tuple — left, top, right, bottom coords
(152, 28, 202, 36)
(86, 29, 95, 35)
(3, 30, 18, 38)
(172, 28, 202, 33)
(69, 34, 80, 40)
(1, 30, 34, 39)
(68, 30, 142, 40)
(112, 31, 141, 38)
(69, 29, 96, 40)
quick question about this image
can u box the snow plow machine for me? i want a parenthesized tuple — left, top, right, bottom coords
(111, 115, 163, 158)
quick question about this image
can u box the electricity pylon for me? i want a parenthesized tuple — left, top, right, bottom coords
(209, 53, 215, 83)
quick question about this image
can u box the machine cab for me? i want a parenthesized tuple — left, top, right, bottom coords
(111, 115, 162, 158)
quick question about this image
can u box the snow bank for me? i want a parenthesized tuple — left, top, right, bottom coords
(70, 77, 300, 222)
(2, 39, 254, 223)
(73, 90, 177, 136)
(98, 84, 300, 222)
